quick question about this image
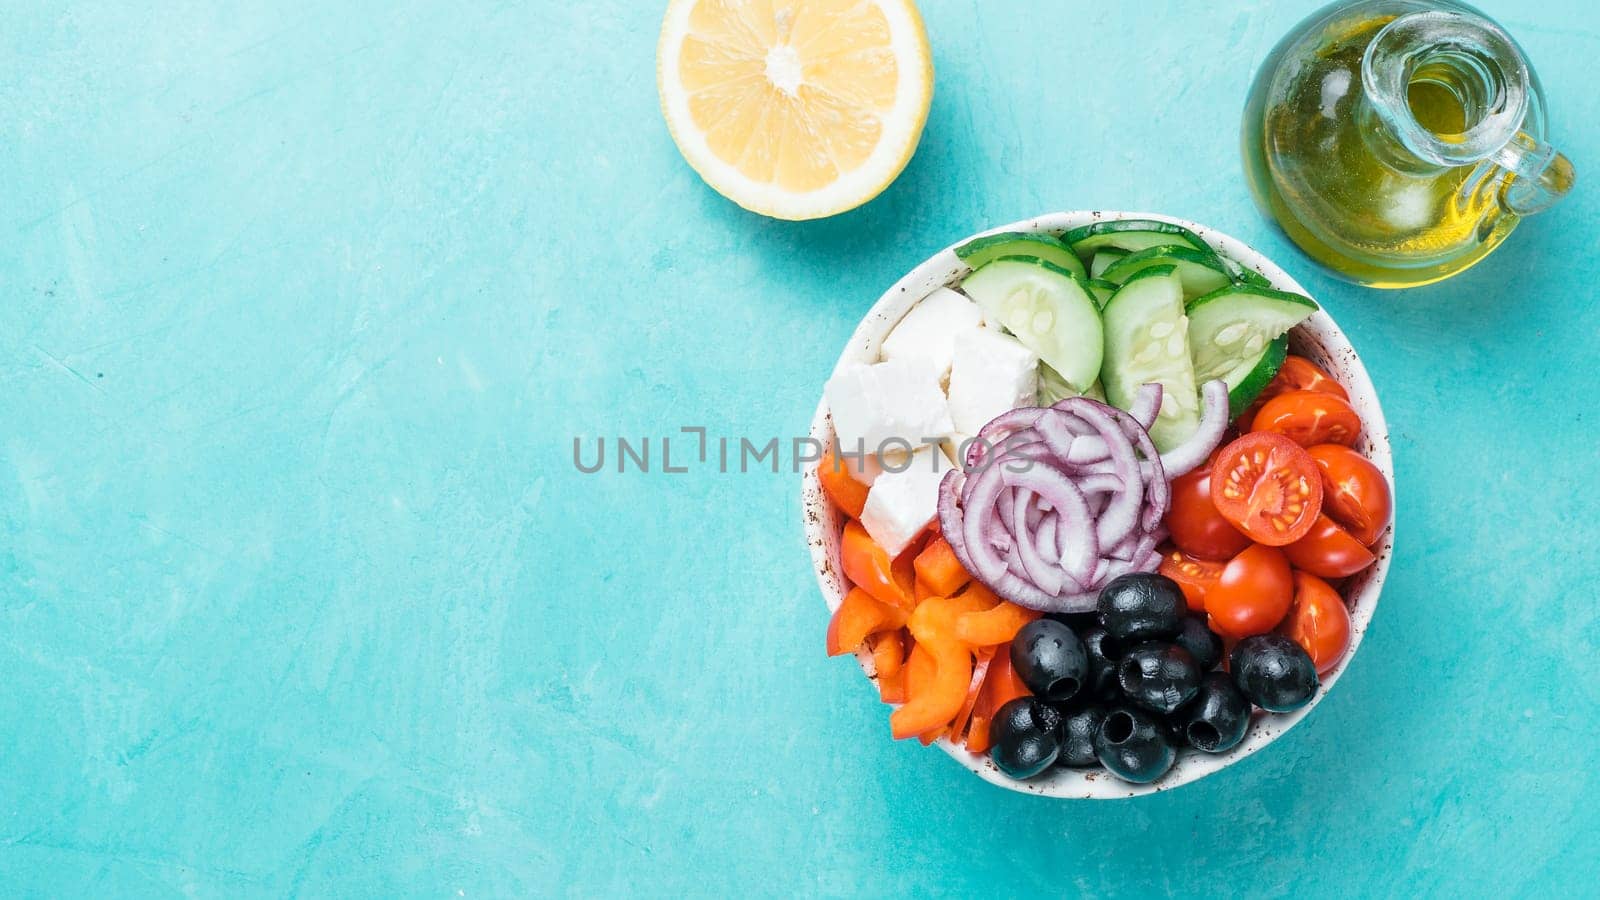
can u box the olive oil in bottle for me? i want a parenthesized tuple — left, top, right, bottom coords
(1241, 0, 1573, 288)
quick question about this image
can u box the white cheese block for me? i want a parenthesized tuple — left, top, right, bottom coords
(859, 445, 953, 558)
(823, 359, 955, 460)
(879, 287, 984, 379)
(946, 329, 1040, 435)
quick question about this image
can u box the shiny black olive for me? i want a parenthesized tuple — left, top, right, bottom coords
(1054, 704, 1106, 768)
(1117, 642, 1201, 714)
(1174, 672, 1251, 753)
(1230, 634, 1319, 712)
(1079, 625, 1122, 701)
(990, 697, 1063, 780)
(1174, 615, 1224, 672)
(1097, 573, 1185, 644)
(1093, 707, 1176, 784)
(1010, 619, 1088, 703)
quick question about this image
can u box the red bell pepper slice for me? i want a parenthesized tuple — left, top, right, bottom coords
(826, 588, 907, 657)
(913, 536, 970, 598)
(817, 450, 868, 519)
(889, 592, 990, 740)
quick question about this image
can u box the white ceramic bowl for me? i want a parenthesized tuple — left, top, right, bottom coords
(803, 211, 1395, 798)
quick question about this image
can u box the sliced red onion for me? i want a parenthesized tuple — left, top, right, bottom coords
(1000, 460, 1096, 584)
(1058, 398, 1145, 549)
(1035, 409, 1081, 462)
(934, 389, 1180, 614)
(1010, 489, 1064, 595)
(1128, 382, 1163, 431)
(1157, 379, 1230, 479)
(1036, 514, 1059, 565)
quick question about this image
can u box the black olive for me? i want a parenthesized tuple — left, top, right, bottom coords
(1230, 634, 1319, 712)
(1174, 672, 1252, 753)
(1116, 642, 1201, 714)
(1174, 615, 1224, 672)
(1054, 704, 1106, 768)
(1079, 625, 1122, 701)
(1097, 573, 1186, 644)
(1093, 707, 1176, 784)
(1010, 619, 1088, 703)
(990, 697, 1063, 780)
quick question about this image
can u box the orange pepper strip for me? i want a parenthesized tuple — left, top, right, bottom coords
(840, 521, 909, 609)
(816, 450, 868, 519)
(903, 644, 943, 744)
(826, 588, 908, 656)
(962, 650, 1031, 754)
(947, 645, 996, 746)
(890, 592, 992, 740)
(913, 536, 971, 598)
(955, 601, 1042, 647)
(913, 577, 937, 603)
(888, 531, 928, 610)
(872, 629, 905, 680)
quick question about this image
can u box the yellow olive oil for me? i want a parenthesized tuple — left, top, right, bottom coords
(1242, 12, 1518, 287)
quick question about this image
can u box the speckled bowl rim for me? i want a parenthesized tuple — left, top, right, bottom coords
(802, 211, 1395, 799)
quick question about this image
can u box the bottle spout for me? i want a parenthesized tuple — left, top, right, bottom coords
(1496, 131, 1576, 216)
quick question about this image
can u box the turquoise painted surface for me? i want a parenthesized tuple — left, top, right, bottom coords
(3, 0, 1598, 895)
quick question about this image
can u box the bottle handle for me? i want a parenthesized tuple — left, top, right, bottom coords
(1495, 131, 1576, 216)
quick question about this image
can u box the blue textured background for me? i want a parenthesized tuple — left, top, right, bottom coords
(3, 1, 1598, 895)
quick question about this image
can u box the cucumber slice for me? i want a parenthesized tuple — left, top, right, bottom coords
(1185, 283, 1318, 385)
(1063, 219, 1216, 263)
(960, 256, 1103, 393)
(1089, 248, 1128, 279)
(1100, 266, 1202, 451)
(1039, 363, 1108, 406)
(1087, 278, 1119, 308)
(1037, 362, 1076, 406)
(957, 232, 1088, 281)
(1234, 264, 1275, 288)
(1100, 246, 1233, 299)
(1218, 335, 1288, 417)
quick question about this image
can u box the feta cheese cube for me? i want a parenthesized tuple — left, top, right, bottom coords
(946, 329, 1040, 435)
(823, 359, 954, 460)
(860, 445, 952, 558)
(879, 287, 984, 379)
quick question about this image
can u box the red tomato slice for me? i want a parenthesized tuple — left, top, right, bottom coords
(1279, 571, 1352, 674)
(1283, 514, 1376, 578)
(1159, 546, 1225, 613)
(1209, 433, 1324, 546)
(1205, 543, 1294, 639)
(1307, 444, 1393, 546)
(1164, 453, 1252, 561)
(1250, 390, 1362, 448)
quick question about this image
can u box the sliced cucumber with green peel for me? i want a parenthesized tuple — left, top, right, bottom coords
(956, 232, 1087, 281)
(1185, 283, 1318, 386)
(1100, 266, 1201, 451)
(1087, 278, 1119, 308)
(1100, 246, 1233, 299)
(1089, 248, 1128, 279)
(1038, 362, 1076, 406)
(1038, 363, 1109, 406)
(1063, 219, 1216, 263)
(960, 255, 1103, 393)
(1220, 334, 1288, 417)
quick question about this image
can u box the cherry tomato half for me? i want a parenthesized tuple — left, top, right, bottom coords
(1164, 454, 1252, 561)
(1159, 546, 1225, 612)
(1282, 514, 1376, 578)
(1243, 355, 1348, 422)
(1307, 444, 1393, 546)
(1250, 390, 1362, 447)
(1206, 543, 1294, 639)
(1209, 432, 1324, 546)
(1279, 571, 1352, 675)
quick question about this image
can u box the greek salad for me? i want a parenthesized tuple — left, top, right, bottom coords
(819, 220, 1392, 785)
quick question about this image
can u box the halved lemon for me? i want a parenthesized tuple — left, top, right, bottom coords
(657, 0, 934, 221)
